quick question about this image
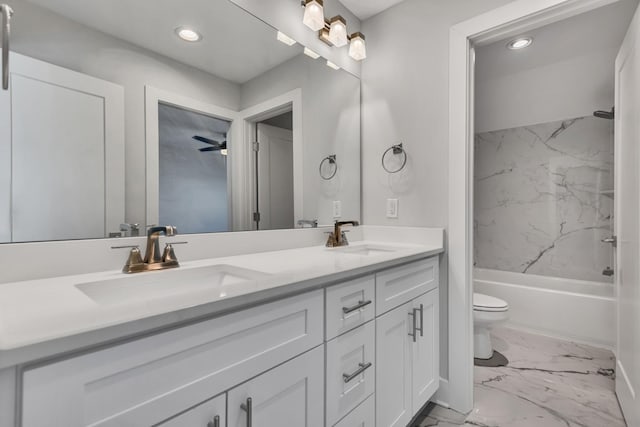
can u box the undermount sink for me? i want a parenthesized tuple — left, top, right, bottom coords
(330, 244, 400, 256)
(76, 264, 268, 305)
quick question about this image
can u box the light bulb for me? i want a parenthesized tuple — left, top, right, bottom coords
(348, 32, 366, 61)
(328, 16, 348, 47)
(303, 0, 325, 32)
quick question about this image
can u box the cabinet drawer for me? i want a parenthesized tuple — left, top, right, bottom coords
(157, 393, 225, 427)
(334, 393, 375, 427)
(326, 275, 375, 340)
(22, 290, 323, 427)
(326, 321, 375, 426)
(375, 257, 438, 315)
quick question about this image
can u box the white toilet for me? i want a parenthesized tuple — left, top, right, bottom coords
(473, 293, 509, 359)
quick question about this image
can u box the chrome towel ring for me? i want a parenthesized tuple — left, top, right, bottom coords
(382, 143, 407, 173)
(319, 154, 338, 180)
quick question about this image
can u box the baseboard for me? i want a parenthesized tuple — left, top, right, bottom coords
(433, 378, 450, 408)
(503, 323, 614, 352)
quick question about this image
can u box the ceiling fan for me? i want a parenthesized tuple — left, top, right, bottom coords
(193, 135, 227, 154)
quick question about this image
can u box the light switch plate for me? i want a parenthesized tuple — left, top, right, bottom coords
(333, 201, 342, 218)
(386, 199, 399, 218)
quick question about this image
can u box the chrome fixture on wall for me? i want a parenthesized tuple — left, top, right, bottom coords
(1, 4, 13, 90)
(319, 154, 338, 180)
(594, 107, 614, 120)
(382, 143, 407, 174)
(301, 0, 366, 61)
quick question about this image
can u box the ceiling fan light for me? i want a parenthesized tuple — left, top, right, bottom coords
(348, 32, 366, 61)
(328, 15, 348, 47)
(220, 148, 228, 156)
(303, 0, 325, 32)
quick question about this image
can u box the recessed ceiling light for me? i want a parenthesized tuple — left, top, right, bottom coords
(175, 27, 202, 42)
(507, 37, 532, 50)
(304, 47, 320, 59)
(276, 31, 297, 46)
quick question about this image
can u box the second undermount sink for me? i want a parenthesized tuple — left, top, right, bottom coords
(76, 264, 268, 305)
(330, 244, 400, 256)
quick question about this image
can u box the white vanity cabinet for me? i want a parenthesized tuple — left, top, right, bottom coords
(16, 255, 440, 427)
(375, 258, 440, 427)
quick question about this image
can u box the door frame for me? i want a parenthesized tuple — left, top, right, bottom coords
(238, 89, 303, 230)
(447, 0, 619, 413)
(144, 86, 238, 231)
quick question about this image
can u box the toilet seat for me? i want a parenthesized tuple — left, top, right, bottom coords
(473, 293, 508, 312)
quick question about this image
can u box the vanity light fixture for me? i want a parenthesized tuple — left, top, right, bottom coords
(507, 36, 533, 50)
(302, 0, 325, 31)
(348, 32, 366, 61)
(276, 31, 297, 46)
(328, 15, 348, 47)
(304, 47, 320, 59)
(175, 26, 202, 42)
(326, 60, 340, 70)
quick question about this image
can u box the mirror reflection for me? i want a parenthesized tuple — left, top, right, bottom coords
(0, 0, 361, 243)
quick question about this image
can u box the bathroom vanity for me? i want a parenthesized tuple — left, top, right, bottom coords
(0, 227, 443, 427)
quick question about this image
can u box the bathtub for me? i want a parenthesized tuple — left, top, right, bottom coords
(474, 268, 615, 349)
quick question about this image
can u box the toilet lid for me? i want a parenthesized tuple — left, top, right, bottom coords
(473, 293, 508, 311)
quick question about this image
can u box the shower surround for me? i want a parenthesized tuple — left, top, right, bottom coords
(474, 116, 614, 283)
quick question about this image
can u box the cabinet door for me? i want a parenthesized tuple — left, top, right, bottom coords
(411, 289, 440, 413)
(375, 301, 412, 427)
(157, 394, 225, 427)
(227, 346, 324, 427)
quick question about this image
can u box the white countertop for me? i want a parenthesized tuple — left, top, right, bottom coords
(0, 239, 442, 368)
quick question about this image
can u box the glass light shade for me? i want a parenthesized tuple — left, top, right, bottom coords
(328, 16, 348, 47)
(303, 0, 325, 32)
(348, 33, 366, 61)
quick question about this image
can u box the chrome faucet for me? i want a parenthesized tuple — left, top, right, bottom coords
(112, 225, 183, 273)
(297, 219, 319, 228)
(326, 220, 360, 247)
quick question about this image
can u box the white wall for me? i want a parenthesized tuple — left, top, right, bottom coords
(361, 0, 516, 388)
(475, 48, 617, 132)
(7, 0, 241, 228)
(229, 0, 362, 76)
(241, 55, 361, 226)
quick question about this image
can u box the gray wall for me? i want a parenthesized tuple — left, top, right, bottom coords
(241, 55, 361, 226)
(360, 0, 516, 384)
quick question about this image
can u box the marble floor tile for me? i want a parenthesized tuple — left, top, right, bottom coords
(414, 327, 625, 427)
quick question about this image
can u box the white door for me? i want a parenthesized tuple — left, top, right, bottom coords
(375, 301, 412, 427)
(0, 51, 124, 242)
(227, 346, 324, 427)
(615, 4, 640, 426)
(256, 123, 294, 230)
(412, 289, 439, 413)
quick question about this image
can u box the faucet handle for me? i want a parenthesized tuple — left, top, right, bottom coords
(162, 242, 187, 263)
(111, 245, 144, 271)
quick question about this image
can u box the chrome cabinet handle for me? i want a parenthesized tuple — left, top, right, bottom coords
(240, 397, 252, 427)
(343, 362, 372, 383)
(408, 309, 417, 342)
(1, 4, 12, 90)
(206, 415, 220, 427)
(416, 304, 424, 337)
(342, 299, 372, 314)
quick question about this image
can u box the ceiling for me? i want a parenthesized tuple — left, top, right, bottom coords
(475, 0, 640, 81)
(24, 0, 303, 84)
(338, 0, 406, 20)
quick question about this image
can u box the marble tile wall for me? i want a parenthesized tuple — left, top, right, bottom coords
(474, 116, 614, 283)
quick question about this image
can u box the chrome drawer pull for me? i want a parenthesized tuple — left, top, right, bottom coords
(342, 299, 372, 314)
(240, 397, 252, 427)
(416, 304, 424, 337)
(408, 309, 418, 342)
(207, 415, 220, 427)
(343, 362, 373, 383)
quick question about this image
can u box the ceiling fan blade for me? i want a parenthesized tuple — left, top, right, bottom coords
(193, 135, 219, 146)
(199, 147, 217, 152)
